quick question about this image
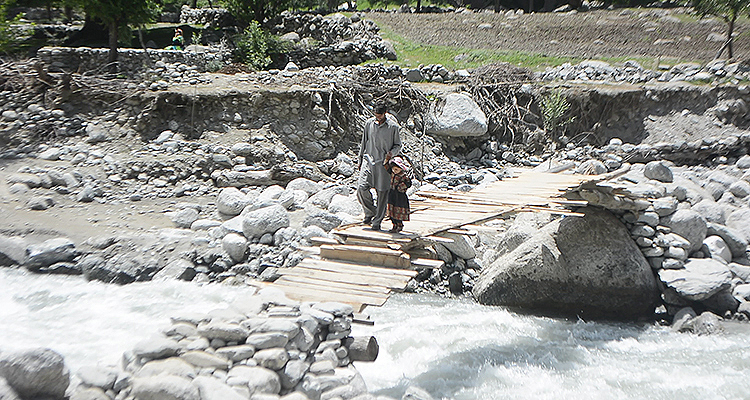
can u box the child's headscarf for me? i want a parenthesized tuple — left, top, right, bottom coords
(389, 156, 412, 175)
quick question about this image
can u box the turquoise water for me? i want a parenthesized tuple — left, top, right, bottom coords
(2, 268, 749, 400)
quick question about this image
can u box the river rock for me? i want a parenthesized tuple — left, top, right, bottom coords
(403, 385, 436, 400)
(436, 232, 475, 259)
(25, 237, 78, 269)
(135, 358, 196, 379)
(725, 208, 750, 242)
(131, 374, 199, 400)
(692, 199, 732, 225)
(76, 365, 117, 390)
(643, 160, 673, 182)
(0, 348, 70, 400)
(659, 209, 707, 253)
(0, 377, 19, 400)
(303, 208, 342, 231)
(286, 177, 322, 196)
(197, 321, 250, 342)
(703, 235, 732, 262)
(425, 93, 488, 137)
(179, 350, 230, 369)
(473, 207, 659, 319)
(217, 187, 254, 216)
(132, 336, 181, 359)
(491, 212, 554, 257)
(242, 204, 290, 240)
(152, 258, 196, 281)
(226, 365, 281, 395)
(253, 348, 289, 370)
(246, 332, 289, 349)
(328, 194, 362, 216)
(193, 376, 246, 400)
(0, 235, 28, 266)
(215, 345, 255, 362)
(706, 222, 748, 257)
(658, 258, 732, 301)
(222, 233, 248, 262)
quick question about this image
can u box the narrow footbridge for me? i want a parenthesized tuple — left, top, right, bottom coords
(270, 168, 630, 312)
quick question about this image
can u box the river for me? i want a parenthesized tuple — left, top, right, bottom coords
(1, 267, 749, 400)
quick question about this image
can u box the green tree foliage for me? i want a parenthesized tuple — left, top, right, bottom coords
(0, 0, 22, 54)
(223, 0, 291, 26)
(232, 21, 290, 70)
(693, 0, 750, 59)
(80, 0, 160, 68)
(540, 89, 574, 138)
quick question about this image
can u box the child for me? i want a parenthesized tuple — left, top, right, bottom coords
(385, 155, 412, 233)
(167, 28, 184, 50)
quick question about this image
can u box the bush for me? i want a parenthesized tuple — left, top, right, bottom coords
(0, 0, 22, 54)
(232, 21, 290, 70)
(540, 88, 574, 138)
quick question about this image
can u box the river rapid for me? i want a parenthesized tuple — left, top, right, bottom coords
(2, 267, 749, 400)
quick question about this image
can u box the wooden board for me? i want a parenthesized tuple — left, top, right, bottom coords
(320, 244, 412, 269)
(279, 265, 412, 290)
(298, 258, 417, 278)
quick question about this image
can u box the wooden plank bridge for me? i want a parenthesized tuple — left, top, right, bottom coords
(269, 169, 621, 312)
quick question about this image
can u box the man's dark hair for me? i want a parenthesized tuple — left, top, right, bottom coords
(373, 102, 387, 115)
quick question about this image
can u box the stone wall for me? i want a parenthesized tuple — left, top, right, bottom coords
(36, 46, 230, 76)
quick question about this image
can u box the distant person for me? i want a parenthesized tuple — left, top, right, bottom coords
(357, 102, 402, 231)
(386, 155, 412, 233)
(166, 28, 184, 50)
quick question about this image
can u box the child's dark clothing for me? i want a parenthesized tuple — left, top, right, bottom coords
(386, 157, 412, 232)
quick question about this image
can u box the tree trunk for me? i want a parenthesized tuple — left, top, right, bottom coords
(727, 16, 735, 59)
(416, 0, 422, 12)
(108, 22, 119, 74)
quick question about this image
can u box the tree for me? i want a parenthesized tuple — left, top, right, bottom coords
(223, 0, 291, 27)
(693, 0, 750, 59)
(0, 0, 22, 54)
(80, 0, 160, 70)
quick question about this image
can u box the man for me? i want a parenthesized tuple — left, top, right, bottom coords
(357, 102, 402, 231)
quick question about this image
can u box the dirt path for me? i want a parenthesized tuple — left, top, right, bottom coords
(367, 8, 750, 64)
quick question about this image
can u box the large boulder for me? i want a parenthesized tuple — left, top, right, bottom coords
(241, 204, 290, 240)
(659, 209, 707, 253)
(725, 208, 750, 242)
(658, 258, 733, 301)
(0, 348, 70, 400)
(0, 235, 28, 266)
(131, 375, 200, 400)
(473, 207, 659, 319)
(25, 238, 78, 270)
(217, 187, 254, 216)
(425, 93, 487, 137)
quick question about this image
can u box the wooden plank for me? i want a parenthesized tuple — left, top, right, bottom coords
(421, 235, 454, 243)
(299, 258, 417, 277)
(411, 258, 444, 268)
(279, 266, 411, 290)
(310, 236, 340, 246)
(272, 279, 388, 306)
(320, 244, 412, 269)
(276, 274, 392, 294)
(446, 228, 477, 236)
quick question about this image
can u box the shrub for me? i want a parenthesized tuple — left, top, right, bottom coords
(540, 88, 574, 138)
(232, 21, 290, 70)
(0, 0, 22, 54)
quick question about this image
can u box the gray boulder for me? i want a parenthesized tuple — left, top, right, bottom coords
(0, 348, 70, 400)
(131, 375, 199, 400)
(658, 258, 732, 301)
(492, 212, 553, 257)
(226, 365, 281, 395)
(703, 235, 732, 262)
(473, 207, 659, 319)
(193, 376, 246, 400)
(25, 238, 78, 270)
(725, 208, 750, 242)
(691, 199, 731, 224)
(286, 177, 323, 196)
(217, 187, 254, 216)
(0, 377, 20, 400)
(222, 233, 248, 262)
(0, 235, 28, 266)
(660, 209, 707, 253)
(303, 209, 343, 232)
(242, 204, 290, 240)
(425, 93, 487, 137)
(152, 258, 196, 281)
(436, 232, 475, 259)
(643, 160, 673, 182)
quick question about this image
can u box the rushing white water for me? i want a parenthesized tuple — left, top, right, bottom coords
(2, 267, 750, 400)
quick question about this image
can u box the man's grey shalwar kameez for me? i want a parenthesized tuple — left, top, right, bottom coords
(357, 114, 402, 228)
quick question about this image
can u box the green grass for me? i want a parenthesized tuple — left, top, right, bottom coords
(367, 20, 703, 72)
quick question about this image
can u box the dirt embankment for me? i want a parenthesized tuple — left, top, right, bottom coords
(367, 8, 750, 64)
